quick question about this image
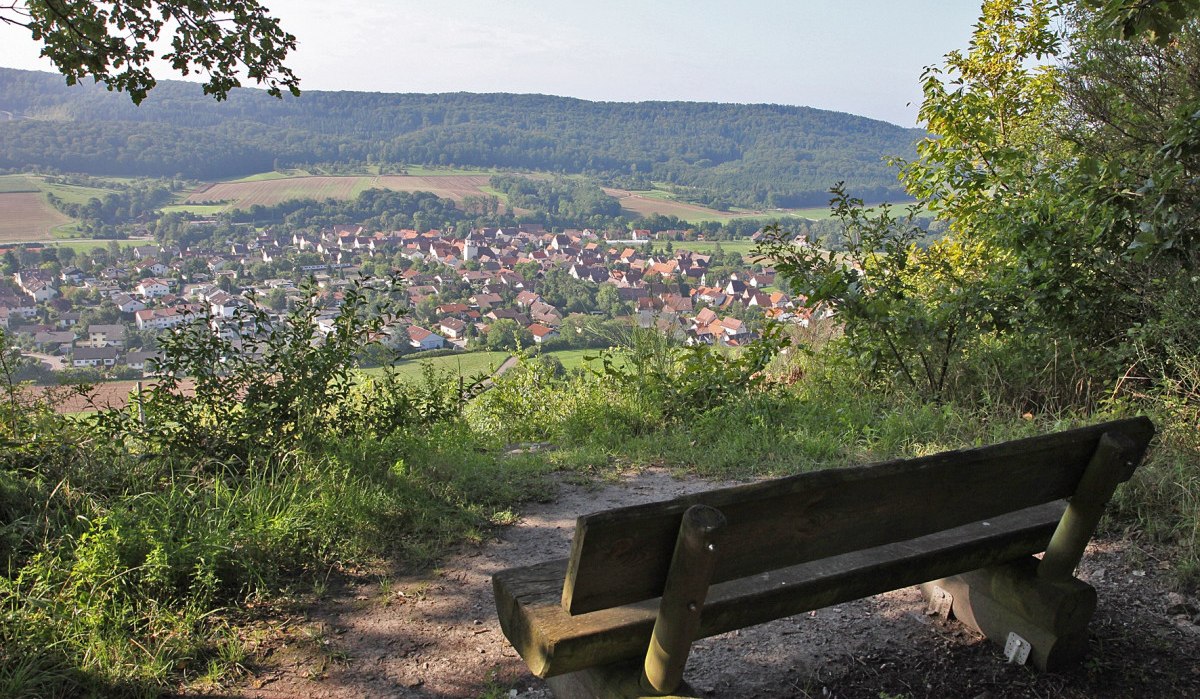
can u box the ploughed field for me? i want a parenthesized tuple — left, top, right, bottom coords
(0, 191, 72, 241)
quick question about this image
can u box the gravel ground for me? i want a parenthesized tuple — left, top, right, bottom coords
(223, 468, 1200, 699)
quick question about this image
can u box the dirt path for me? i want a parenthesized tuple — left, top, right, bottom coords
(233, 469, 1200, 699)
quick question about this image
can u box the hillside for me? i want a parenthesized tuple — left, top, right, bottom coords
(0, 67, 920, 208)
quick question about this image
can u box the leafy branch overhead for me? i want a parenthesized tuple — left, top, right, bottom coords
(0, 0, 300, 103)
(1085, 0, 1200, 44)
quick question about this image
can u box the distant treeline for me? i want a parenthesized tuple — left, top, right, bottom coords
(0, 68, 919, 208)
(489, 175, 622, 227)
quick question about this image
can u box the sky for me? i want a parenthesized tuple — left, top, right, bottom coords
(0, 1, 984, 127)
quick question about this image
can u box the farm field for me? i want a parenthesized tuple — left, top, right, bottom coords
(0, 174, 122, 241)
(24, 380, 192, 414)
(185, 176, 370, 209)
(374, 175, 497, 202)
(602, 186, 837, 224)
(174, 172, 807, 224)
(0, 191, 74, 242)
(603, 187, 745, 222)
(180, 173, 510, 212)
(170, 171, 854, 224)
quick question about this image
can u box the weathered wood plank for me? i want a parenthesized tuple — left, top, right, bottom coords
(562, 417, 1153, 614)
(495, 502, 1065, 678)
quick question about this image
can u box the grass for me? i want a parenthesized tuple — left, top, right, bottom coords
(543, 348, 608, 372)
(0, 358, 557, 696)
(39, 180, 116, 205)
(650, 240, 762, 256)
(39, 239, 148, 254)
(601, 182, 846, 224)
(0, 174, 40, 193)
(231, 171, 295, 182)
(160, 203, 230, 215)
(358, 351, 510, 382)
(401, 165, 499, 176)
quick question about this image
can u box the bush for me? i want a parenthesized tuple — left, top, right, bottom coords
(759, 185, 997, 402)
(94, 276, 404, 461)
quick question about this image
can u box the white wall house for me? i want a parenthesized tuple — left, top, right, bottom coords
(406, 326, 445, 351)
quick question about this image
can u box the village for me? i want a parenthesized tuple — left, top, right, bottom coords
(0, 223, 813, 378)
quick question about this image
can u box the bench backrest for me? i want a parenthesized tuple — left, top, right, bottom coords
(562, 417, 1154, 614)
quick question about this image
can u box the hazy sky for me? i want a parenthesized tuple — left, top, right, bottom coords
(0, 1, 984, 127)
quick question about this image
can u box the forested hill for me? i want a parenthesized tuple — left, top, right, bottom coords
(0, 67, 920, 207)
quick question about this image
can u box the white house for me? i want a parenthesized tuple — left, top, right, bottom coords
(527, 323, 559, 344)
(406, 325, 445, 351)
(438, 317, 467, 340)
(136, 278, 171, 299)
(86, 324, 126, 347)
(72, 345, 119, 368)
(134, 307, 197, 331)
(22, 280, 57, 303)
(113, 293, 147, 314)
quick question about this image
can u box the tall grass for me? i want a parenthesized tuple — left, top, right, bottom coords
(0, 355, 553, 696)
(2, 428, 553, 695)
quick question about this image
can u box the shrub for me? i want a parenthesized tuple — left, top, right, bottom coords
(94, 275, 404, 460)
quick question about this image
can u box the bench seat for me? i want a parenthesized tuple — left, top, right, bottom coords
(494, 500, 1066, 678)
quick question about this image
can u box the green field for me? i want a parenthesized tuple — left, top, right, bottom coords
(235, 171, 296, 182)
(543, 348, 605, 372)
(652, 240, 763, 256)
(39, 180, 119, 205)
(603, 184, 838, 224)
(359, 349, 613, 382)
(159, 203, 231, 215)
(42, 239, 149, 254)
(358, 351, 511, 382)
(0, 174, 41, 193)
(400, 165, 499, 177)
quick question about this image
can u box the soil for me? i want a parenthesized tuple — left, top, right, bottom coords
(224, 468, 1200, 699)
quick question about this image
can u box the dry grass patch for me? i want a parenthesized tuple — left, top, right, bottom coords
(0, 191, 73, 242)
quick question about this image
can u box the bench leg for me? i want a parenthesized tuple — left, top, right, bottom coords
(546, 659, 703, 699)
(921, 555, 1097, 671)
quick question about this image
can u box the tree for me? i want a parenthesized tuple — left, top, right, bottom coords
(0, 0, 299, 103)
(484, 319, 532, 352)
(263, 286, 288, 312)
(595, 284, 627, 319)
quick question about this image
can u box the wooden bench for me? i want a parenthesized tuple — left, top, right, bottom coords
(493, 417, 1155, 697)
